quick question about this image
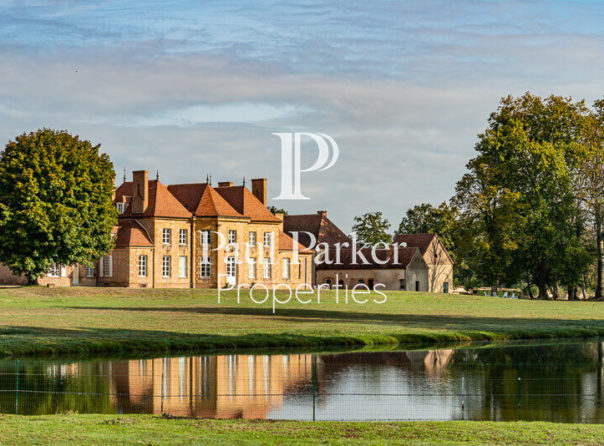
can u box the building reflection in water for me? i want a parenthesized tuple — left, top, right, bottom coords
(107, 349, 455, 419)
(110, 354, 313, 418)
(1, 342, 601, 422)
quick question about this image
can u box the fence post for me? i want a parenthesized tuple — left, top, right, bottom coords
(517, 362, 522, 420)
(312, 356, 317, 422)
(15, 359, 19, 415)
(161, 359, 165, 415)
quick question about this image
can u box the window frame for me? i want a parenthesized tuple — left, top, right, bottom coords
(162, 228, 172, 245)
(47, 264, 60, 277)
(200, 256, 211, 278)
(263, 232, 272, 248)
(248, 257, 257, 279)
(226, 256, 237, 279)
(248, 231, 257, 247)
(228, 229, 237, 244)
(282, 258, 290, 279)
(178, 256, 187, 278)
(103, 255, 113, 278)
(162, 255, 171, 278)
(200, 230, 211, 246)
(263, 257, 271, 279)
(138, 255, 148, 278)
(179, 229, 188, 246)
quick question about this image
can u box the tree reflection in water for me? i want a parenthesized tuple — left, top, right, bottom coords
(0, 341, 601, 422)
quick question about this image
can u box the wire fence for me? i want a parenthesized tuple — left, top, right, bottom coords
(0, 352, 603, 422)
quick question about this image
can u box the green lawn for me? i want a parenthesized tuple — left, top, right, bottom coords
(0, 415, 601, 445)
(0, 287, 602, 357)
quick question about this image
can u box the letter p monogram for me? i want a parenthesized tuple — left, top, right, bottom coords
(273, 132, 339, 200)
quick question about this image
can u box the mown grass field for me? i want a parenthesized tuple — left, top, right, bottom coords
(0, 415, 602, 445)
(0, 287, 602, 357)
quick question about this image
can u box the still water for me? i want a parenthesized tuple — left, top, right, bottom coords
(1, 340, 603, 422)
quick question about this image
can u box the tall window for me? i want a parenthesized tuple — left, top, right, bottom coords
(162, 228, 171, 245)
(179, 229, 188, 246)
(248, 258, 257, 279)
(200, 230, 211, 246)
(86, 265, 95, 278)
(138, 255, 147, 277)
(162, 256, 171, 277)
(263, 257, 271, 279)
(228, 230, 237, 244)
(263, 232, 272, 248)
(102, 255, 113, 278)
(248, 231, 257, 247)
(282, 258, 290, 279)
(116, 202, 126, 214)
(179, 256, 187, 278)
(226, 256, 237, 279)
(47, 264, 60, 277)
(200, 257, 211, 278)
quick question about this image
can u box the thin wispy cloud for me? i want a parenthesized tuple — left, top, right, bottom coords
(0, 0, 603, 230)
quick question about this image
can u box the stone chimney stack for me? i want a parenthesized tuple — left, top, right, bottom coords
(251, 178, 267, 205)
(218, 181, 233, 187)
(317, 210, 327, 218)
(132, 170, 149, 214)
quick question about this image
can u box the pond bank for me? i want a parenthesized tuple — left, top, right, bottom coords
(0, 415, 602, 445)
(0, 287, 603, 358)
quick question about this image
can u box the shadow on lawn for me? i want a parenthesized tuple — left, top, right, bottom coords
(62, 305, 604, 331)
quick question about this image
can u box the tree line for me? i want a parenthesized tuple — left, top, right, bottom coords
(352, 93, 603, 299)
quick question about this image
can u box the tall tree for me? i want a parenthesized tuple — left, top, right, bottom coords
(586, 99, 604, 298)
(351, 211, 392, 245)
(0, 129, 117, 284)
(453, 94, 595, 298)
(397, 202, 458, 252)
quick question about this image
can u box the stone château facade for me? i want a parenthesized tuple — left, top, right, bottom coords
(0, 171, 313, 288)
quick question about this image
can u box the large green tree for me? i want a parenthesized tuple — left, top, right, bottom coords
(351, 211, 392, 245)
(0, 129, 117, 283)
(585, 99, 604, 298)
(453, 94, 596, 298)
(397, 202, 458, 252)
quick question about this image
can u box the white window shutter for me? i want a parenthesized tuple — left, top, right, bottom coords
(99, 258, 104, 277)
(60, 265, 67, 277)
(107, 255, 113, 277)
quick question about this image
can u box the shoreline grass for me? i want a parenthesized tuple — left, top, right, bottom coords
(0, 415, 602, 445)
(0, 287, 602, 358)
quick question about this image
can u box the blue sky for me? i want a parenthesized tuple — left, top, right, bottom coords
(1, 0, 603, 230)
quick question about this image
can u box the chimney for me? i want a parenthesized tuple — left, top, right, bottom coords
(132, 170, 149, 214)
(251, 178, 267, 205)
(317, 210, 327, 218)
(274, 212, 285, 221)
(218, 181, 233, 187)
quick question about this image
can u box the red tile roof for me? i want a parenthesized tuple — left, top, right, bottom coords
(318, 246, 423, 270)
(114, 178, 280, 221)
(284, 212, 351, 248)
(114, 220, 153, 248)
(278, 231, 313, 253)
(215, 185, 281, 222)
(392, 233, 437, 255)
(393, 233, 453, 265)
(116, 180, 192, 218)
(168, 183, 243, 218)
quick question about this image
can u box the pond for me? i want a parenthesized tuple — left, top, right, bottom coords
(1, 339, 603, 422)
